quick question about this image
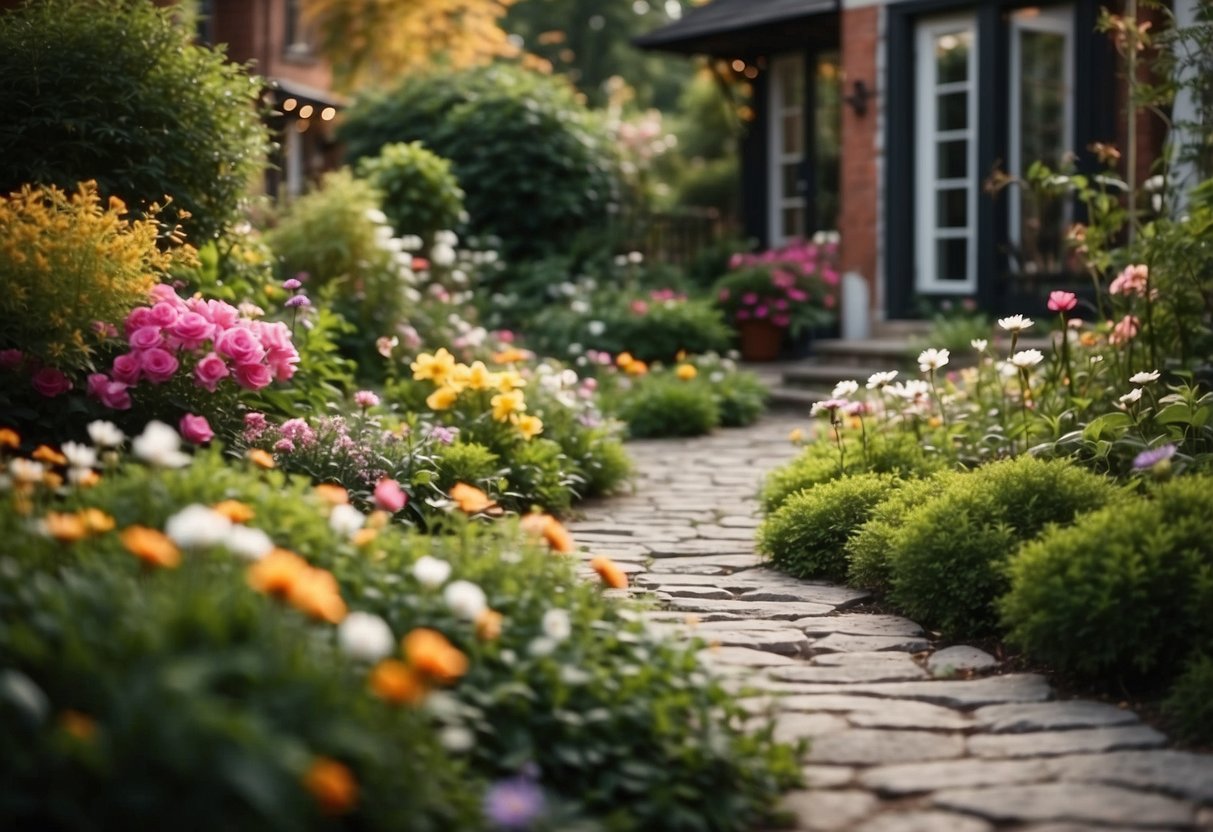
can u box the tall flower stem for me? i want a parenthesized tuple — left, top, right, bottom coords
(1017, 369, 1032, 454)
(831, 414, 846, 477)
(927, 369, 950, 431)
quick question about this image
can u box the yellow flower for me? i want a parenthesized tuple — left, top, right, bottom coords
(496, 370, 526, 393)
(491, 347, 528, 364)
(426, 386, 459, 411)
(120, 526, 181, 569)
(512, 413, 544, 440)
(788, 428, 804, 445)
(675, 349, 687, 362)
(79, 508, 115, 533)
(464, 360, 495, 391)
(615, 351, 635, 369)
(491, 390, 525, 422)
(304, 757, 358, 816)
(676, 363, 698, 380)
(445, 362, 471, 392)
(352, 528, 378, 547)
(410, 348, 456, 384)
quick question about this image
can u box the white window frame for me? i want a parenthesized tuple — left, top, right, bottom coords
(1008, 4, 1075, 255)
(768, 53, 806, 247)
(914, 14, 978, 294)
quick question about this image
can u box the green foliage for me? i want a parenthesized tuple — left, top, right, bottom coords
(909, 301, 991, 357)
(846, 473, 957, 591)
(616, 376, 720, 438)
(433, 440, 501, 493)
(887, 456, 1119, 637)
(758, 474, 901, 582)
(502, 438, 580, 514)
(1163, 653, 1213, 746)
(355, 142, 465, 243)
(711, 366, 768, 428)
(340, 65, 619, 262)
(0, 0, 268, 243)
(1001, 475, 1213, 680)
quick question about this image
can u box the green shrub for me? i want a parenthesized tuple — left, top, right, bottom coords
(846, 473, 958, 591)
(503, 438, 581, 514)
(887, 456, 1119, 637)
(617, 376, 720, 438)
(340, 65, 619, 262)
(0, 0, 268, 242)
(711, 367, 768, 427)
(433, 440, 501, 492)
(1164, 653, 1213, 745)
(758, 474, 901, 582)
(355, 141, 465, 243)
(760, 432, 945, 514)
(1001, 476, 1213, 680)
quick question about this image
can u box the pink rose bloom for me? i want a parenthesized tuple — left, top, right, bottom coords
(31, 367, 72, 397)
(1109, 264, 1149, 296)
(742, 292, 759, 306)
(111, 353, 142, 385)
(148, 301, 181, 328)
(170, 312, 214, 346)
(630, 300, 649, 315)
(254, 320, 293, 353)
(243, 412, 268, 441)
(822, 268, 840, 286)
(728, 253, 743, 268)
(266, 349, 299, 382)
(496, 329, 516, 344)
(215, 327, 265, 365)
(1109, 315, 1140, 345)
(280, 418, 316, 445)
(140, 348, 180, 383)
(775, 299, 789, 310)
(194, 299, 241, 330)
(0, 349, 23, 370)
(194, 352, 230, 392)
(373, 478, 408, 512)
(754, 305, 769, 318)
(148, 283, 187, 308)
(234, 362, 273, 390)
(824, 294, 837, 309)
(787, 288, 808, 302)
(354, 390, 380, 408)
(178, 413, 214, 445)
(124, 306, 154, 334)
(582, 377, 598, 392)
(273, 438, 295, 453)
(87, 374, 131, 410)
(128, 326, 164, 351)
(1047, 291, 1079, 312)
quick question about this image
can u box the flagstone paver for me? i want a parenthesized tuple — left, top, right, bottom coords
(577, 415, 1213, 831)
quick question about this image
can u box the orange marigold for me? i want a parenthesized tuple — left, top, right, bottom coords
(369, 659, 427, 706)
(450, 482, 495, 514)
(285, 566, 347, 624)
(120, 526, 181, 569)
(0, 428, 19, 449)
(43, 512, 88, 543)
(590, 556, 628, 589)
(247, 548, 308, 596)
(475, 609, 504, 641)
(403, 628, 468, 684)
(303, 757, 358, 816)
(212, 499, 255, 523)
(32, 445, 67, 466)
(79, 508, 115, 533)
(520, 512, 575, 554)
(313, 483, 349, 505)
(247, 448, 276, 469)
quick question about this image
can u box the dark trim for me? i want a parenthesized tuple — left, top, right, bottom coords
(975, 2, 1002, 314)
(741, 68, 770, 246)
(884, 6, 915, 317)
(803, 49, 819, 236)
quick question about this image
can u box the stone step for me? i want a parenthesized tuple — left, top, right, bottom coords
(766, 385, 832, 411)
(781, 364, 893, 390)
(811, 338, 917, 368)
(871, 318, 934, 338)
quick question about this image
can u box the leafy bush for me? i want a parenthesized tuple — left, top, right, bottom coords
(710, 364, 768, 428)
(616, 376, 720, 438)
(355, 142, 465, 244)
(503, 438, 580, 514)
(340, 65, 619, 262)
(1001, 475, 1213, 680)
(1164, 653, 1213, 745)
(758, 474, 901, 582)
(846, 473, 957, 591)
(0, 0, 268, 243)
(887, 456, 1120, 637)
(433, 440, 501, 493)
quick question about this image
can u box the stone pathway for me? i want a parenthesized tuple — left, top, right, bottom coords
(572, 415, 1213, 832)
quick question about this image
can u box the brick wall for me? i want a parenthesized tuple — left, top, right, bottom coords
(838, 5, 881, 311)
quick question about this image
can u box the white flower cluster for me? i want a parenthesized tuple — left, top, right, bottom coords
(163, 504, 274, 560)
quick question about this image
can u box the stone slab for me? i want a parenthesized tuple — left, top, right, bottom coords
(666, 598, 837, 619)
(764, 674, 1052, 709)
(930, 783, 1197, 827)
(810, 633, 932, 654)
(775, 694, 973, 731)
(853, 812, 993, 832)
(779, 789, 879, 832)
(968, 724, 1167, 759)
(647, 540, 755, 556)
(801, 765, 858, 789)
(698, 646, 799, 667)
(797, 614, 924, 638)
(808, 729, 966, 766)
(739, 585, 872, 608)
(771, 656, 929, 684)
(927, 645, 998, 676)
(1056, 750, 1213, 805)
(772, 713, 851, 744)
(971, 701, 1140, 734)
(861, 758, 1058, 796)
(651, 555, 763, 574)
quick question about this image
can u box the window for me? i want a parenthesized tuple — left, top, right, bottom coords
(914, 16, 977, 293)
(813, 50, 841, 232)
(768, 53, 806, 246)
(1009, 5, 1074, 274)
(285, 0, 312, 57)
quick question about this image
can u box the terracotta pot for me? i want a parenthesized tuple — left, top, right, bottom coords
(736, 319, 783, 362)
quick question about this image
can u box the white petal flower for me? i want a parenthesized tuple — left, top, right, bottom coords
(971, 338, 988, 352)
(9, 458, 45, 484)
(1009, 349, 1044, 369)
(1120, 388, 1144, 404)
(431, 243, 457, 267)
(542, 608, 571, 642)
(86, 420, 125, 448)
(165, 505, 232, 549)
(328, 503, 365, 537)
(1129, 370, 1160, 384)
(60, 441, 97, 471)
(997, 315, 1034, 333)
(412, 555, 452, 589)
(337, 612, 395, 663)
(223, 525, 275, 561)
(917, 348, 950, 372)
(866, 370, 899, 389)
(831, 379, 859, 398)
(443, 580, 487, 621)
(439, 725, 475, 753)
(132, 421, 190, 468)
(587, 320, 606, 336)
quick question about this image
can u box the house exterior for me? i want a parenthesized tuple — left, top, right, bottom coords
(637, 0, 1172, 323)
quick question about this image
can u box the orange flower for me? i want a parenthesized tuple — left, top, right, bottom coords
(369, 659, 427, 705)
(403, 628, 468, 684)
(42, 471, 63, 489)
(303, 757, 358, 816)
(120, 526, 181, 569)
(43, 512, 87, 543)
(491, 347, 528, 364)
(247, 448, 275, 469)
(313, 483, 349, 505)
(0, 428, 19, 449)
(615, 352, 634, 369)
(72, 469, 101, 488)
(59, 710, 97, 741)
(624, 359, 648, 376)
(475, 609, 503, 641)
(32, 445, 67, 466)
(285, 566, 347, 624)
(212, 500, 254, 523)
(520, 512, 574, 554)
(247, 548, 308, 596)
(352, 528, 378, 548)
(675, 363, 698, 380)
(366, 510, 391, 530)
(450, 482, 495, 514)
(590, 556, 628, 589)
(79, 508, 115, 533)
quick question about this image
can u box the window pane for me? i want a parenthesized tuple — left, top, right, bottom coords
(1019, 30, 1067, 169)
(782, 207, 804, 239)
(935, 31, 972, 84)
(936, 188, 968, 228)
(936, 238, 969, 281)
(938, 91, 969, 131)
(937, 139, 968, 179)
(782, 114, 803, 155)
(781, 61, 804, 107)
(781, 163, 802, 200)
(814, 50, 841, 231)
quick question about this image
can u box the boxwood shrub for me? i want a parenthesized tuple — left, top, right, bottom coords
(845, 472, 958, 591)
(617, 377, 720, 438)
(1164, 653, 1213, 745)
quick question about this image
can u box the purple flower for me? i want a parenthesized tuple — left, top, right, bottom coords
(354, 390, 380, 408)
(429, 425, 458, 445)
(483, 776, 545, 829)
(284, 295, 310, 309)
(282, 278, 302, 291)
(1133, 444, 1177, 471)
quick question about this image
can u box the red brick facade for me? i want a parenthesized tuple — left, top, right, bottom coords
(838, 5, 881, 310)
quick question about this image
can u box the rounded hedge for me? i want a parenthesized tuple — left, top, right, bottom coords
(0, 0, 268, 243)
(618, 377, 720, 438)
(1001, 475, 1213, 680)
(1164, 653, 1213, 746)
(886, 456, 1119, 637)
(355, 141, 465, 243)
(845, 473, 958, 591)
(758, 473, 901, 581)
(339, 65, 619, 262)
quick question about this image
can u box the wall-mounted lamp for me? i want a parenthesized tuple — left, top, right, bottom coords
(844, 80, 872, 117)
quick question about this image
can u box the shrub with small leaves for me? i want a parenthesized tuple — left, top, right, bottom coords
(617, 376, 720, 438)
(1164, 653, 1213, 745)
(758, 474, 901, 581)
(887, 456, 1119, 637)
(432, 440, 501, 493)
(355, 141, 465, 244)
(846, 473, 958, 591)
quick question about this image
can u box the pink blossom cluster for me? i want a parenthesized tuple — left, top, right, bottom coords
(87, 285, 300, 410)
(728, 240, 841, 290)
(1109, 264, 1149, 297)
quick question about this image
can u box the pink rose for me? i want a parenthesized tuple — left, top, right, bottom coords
(124, 306, 154, 334)
(31, 367, 72, 397)
(149, 283, 186, 308)
(148, 301, 180, 328)
(111, 353, 142, 385)
(267, 349, 299, 382)
(178, 413, 214, 444)
(194, 352, 230, 392)
(140, 348, 180, 383)
(234, 362, 273, 390)
(1109, 315, 1140, 345)
(87, 374, 131, 410)
(742, 292, 759, 306)
(1047, 291, 1078, 312)
(254, 320, 293, 353)
(373, 478, 408, 512)
(787, 288, 808, 302)
(215, 327, 265, 365)
(128, 326, 163, 351)
(193, 299, 241, 330)
(0, 349, 23, 370)
(630, 300, 649, 315)
(170, 312, 214, 346)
